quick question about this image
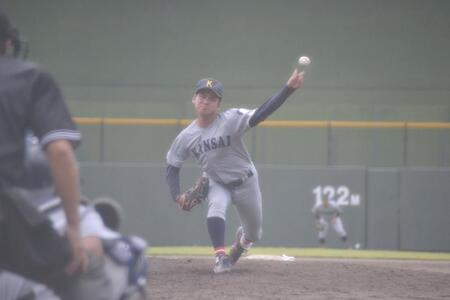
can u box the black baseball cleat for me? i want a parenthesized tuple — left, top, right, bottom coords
(229, 227, 249, 265)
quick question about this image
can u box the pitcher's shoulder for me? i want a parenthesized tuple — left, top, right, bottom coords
(223, 108, 253, 118)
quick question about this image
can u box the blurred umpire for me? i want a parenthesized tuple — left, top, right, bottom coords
(0, 9, 111, 299)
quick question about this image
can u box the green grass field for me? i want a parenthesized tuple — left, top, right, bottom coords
(149, 247, 450, 261)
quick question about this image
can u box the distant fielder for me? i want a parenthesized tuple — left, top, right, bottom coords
(165, 67, 304, 273)
(312, 194, 348, 246)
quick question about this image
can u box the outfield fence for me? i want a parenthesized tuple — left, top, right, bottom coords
(73, 117, 450, 251)
(74, 117, 450, 167)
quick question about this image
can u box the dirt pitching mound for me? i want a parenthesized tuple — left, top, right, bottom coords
(147, 256, 450, 299)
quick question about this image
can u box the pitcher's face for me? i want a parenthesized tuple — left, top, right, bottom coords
(192, 89, 221, 117)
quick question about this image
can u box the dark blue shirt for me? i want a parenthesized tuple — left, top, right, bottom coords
(0, 57, 81, 189)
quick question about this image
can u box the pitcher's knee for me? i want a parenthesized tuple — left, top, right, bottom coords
(207, 209, 226, 220)
(245, 228, 262, 243)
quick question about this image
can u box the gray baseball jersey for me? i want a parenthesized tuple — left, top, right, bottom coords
(167, 107, 263, 242)
(167, 108, 257, 184)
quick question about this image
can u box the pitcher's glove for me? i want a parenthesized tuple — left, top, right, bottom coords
(177, 176, 209, 211)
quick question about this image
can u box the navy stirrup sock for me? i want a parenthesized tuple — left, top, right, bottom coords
(207, 217, 226, 256)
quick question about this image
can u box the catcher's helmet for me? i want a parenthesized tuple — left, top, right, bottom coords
(92, 197, 124, 231)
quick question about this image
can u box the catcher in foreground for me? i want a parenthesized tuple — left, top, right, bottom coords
(177, 176, 209, 211)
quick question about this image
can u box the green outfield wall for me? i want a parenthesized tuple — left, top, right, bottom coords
(80, 163, 450, 252)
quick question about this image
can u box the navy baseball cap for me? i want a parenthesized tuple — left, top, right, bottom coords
(195, 78, 223, 99)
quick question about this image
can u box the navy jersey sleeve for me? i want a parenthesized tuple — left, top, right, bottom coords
(166, 164, 181, 202)
(248, 86, 295, 127)
(29, 69, 81, 148)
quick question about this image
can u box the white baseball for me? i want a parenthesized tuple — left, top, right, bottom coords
(298, 56, 311, 66)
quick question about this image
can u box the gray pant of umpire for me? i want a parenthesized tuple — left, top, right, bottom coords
(0, 254, 112, 300)
(62, 253, 112, 300)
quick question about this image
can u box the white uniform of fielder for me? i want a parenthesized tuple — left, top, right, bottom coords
(312, 198, 348, 245)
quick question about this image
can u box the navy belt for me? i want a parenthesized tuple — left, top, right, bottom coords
(225, 171, 254, 188)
